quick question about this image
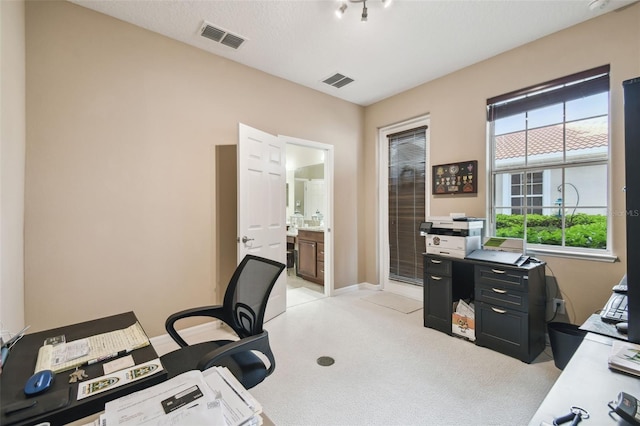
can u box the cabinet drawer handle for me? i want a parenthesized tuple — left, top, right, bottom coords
(491, 307, 507, 314)
(430, 259, 442, 264)
(319, 250, 324, 255)
(492, 288, 507, 294)
(491, 269, 506, 274)
(430, 275, 443, 281)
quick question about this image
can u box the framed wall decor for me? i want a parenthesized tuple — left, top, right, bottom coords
(432, 160, 477, 195)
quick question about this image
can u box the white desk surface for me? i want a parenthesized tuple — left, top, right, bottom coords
(529, 333, 640, 426)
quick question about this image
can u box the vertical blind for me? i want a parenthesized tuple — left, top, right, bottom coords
(388, 126, 427, 285)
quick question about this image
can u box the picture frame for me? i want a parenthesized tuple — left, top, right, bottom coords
(432, 160, 477, 195)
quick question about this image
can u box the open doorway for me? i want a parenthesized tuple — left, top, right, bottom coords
(283, 138, 333, 308)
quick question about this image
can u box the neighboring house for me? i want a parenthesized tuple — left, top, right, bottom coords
(495, 116, 608, 216)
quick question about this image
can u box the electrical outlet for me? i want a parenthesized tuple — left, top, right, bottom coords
(553, 298, 566, 315)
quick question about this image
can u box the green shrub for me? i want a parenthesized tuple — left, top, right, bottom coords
(495, 213, 607, 249)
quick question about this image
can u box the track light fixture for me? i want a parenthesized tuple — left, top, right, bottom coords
(335, 0, 392, 22)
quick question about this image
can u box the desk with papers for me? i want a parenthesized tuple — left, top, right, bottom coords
(0, 312, 166, 426)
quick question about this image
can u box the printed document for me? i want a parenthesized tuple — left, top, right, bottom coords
(103, 367, 262, 426)
(35, 322, 150, 373)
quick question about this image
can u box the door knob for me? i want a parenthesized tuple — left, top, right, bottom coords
(241, 236, 254, 243)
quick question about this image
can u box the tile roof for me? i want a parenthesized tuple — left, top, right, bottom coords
(495, 118, 608, 160)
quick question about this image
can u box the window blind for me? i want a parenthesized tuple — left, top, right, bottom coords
(487, 65, 610, 122)
(387, 126, 427, 285)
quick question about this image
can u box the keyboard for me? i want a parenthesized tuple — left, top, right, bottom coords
(600, 293, 628, 323)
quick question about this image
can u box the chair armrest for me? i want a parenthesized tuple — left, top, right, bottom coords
(165, 305, 226, 348)
(197, 331, 275, 376)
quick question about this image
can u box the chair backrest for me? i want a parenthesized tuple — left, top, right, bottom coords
(223, 255, 285, 338)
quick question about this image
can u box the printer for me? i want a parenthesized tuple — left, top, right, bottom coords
(421, 216, 483, 259)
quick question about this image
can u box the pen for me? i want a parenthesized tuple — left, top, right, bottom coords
(85, 349, 132, 366)
(1, 346, 9, 367)
(2, 325, 30, 350)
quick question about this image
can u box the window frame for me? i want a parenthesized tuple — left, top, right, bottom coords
(487, 66, 616, 262)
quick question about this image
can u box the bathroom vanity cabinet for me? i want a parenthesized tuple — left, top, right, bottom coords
(297, 229, 324, 285)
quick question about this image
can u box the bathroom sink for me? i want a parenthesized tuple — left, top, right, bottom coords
(299, 226, 325, 232)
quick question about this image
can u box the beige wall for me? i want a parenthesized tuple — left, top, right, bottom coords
(1, 0, 26, 333)
(25, 1, 363, 336)
(21, 1, 640, 337)
(364, 3, 640, 324)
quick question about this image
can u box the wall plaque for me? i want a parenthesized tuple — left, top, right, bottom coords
(432, 160, 477, 195)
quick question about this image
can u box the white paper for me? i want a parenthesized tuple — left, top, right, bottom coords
(103, 354, 135, 375)
(77, 359, 164, 400)
(103, 367, 261, 426)
(35, 322, 150, 373)
(104, 370, 224, 426)
(203, 368, 262, 425)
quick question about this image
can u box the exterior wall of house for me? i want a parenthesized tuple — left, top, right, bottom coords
(363, 2, 640, 323)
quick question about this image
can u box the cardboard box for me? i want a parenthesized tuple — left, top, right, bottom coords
(452, 300, 475, 341)
(452, 313, 475, 341)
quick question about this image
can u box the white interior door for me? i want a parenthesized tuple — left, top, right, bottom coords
(238, 123, 287, 321)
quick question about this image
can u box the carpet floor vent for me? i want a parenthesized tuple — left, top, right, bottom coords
(200, 22, 246, 50)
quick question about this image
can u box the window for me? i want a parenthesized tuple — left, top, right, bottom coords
(388, 126, 427, 285)
(487, 65, 610, 253)
(510, 172, 544, 214)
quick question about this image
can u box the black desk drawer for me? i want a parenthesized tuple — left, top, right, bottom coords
(476, 284, 528, 312)
(424, 256, 452, 276)
(424, 274, 453, 334)
(475, 265, 528, 291)
(475, 301, 530, 362)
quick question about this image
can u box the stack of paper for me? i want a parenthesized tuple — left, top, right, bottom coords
(35, 322, 150, 373)
(100, 367, 263, 426)
(608, 340, 640, 377)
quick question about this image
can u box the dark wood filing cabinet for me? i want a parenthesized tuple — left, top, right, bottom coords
(423, 254, 546, 363)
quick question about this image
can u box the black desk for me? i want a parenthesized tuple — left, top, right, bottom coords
(580, 313, 629, 342)
(423, 254, 547, 363)
(529, 333, 640, 426)
(0, 312, 167, 426)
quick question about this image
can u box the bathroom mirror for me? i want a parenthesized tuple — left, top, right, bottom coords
(287, 163, 325, 223)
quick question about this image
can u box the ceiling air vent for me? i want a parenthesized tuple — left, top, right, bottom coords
(199, 22, 246, 50)
(322, 73, 354, 89)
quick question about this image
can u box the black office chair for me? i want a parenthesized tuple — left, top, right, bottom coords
(160, 254, 285, 389)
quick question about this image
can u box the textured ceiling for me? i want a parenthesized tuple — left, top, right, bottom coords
(70, 0, 636, 106)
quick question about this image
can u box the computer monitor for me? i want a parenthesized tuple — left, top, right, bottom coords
(623, 77, 640, 344)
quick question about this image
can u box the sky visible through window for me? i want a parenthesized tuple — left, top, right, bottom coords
(494, 92, 608, 136)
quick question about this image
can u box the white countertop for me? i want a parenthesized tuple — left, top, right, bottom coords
(287, 227, 325, 236)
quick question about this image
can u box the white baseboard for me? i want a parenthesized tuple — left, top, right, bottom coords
(150, 320, 226, 357)
(333, 282, 380, 295)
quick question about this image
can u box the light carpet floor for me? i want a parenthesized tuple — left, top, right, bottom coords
(362, 291, 423, 314)
(249, 288, 560, 426)
(288, 286, 326, 308)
